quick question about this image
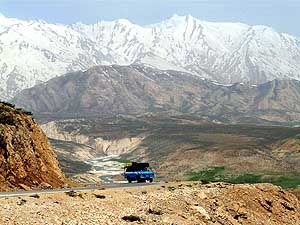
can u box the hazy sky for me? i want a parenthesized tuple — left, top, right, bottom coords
(1, 0, 299, 36)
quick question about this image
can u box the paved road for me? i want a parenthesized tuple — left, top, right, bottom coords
(0, 182, 157, 198)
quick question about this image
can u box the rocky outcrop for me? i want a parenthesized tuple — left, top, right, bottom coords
(0, 102, 68, 191)
(198, 183, 300, 224)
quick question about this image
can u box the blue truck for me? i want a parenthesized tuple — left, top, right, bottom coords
(124, 162, 155, 183)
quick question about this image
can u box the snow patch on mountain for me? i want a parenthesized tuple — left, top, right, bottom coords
(133, 53, 192, 74)
(1, 14, 300, 100)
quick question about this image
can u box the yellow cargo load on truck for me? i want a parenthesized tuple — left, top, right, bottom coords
(124, 162, 132, 168)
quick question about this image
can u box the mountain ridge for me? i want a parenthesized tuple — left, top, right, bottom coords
(13, 65, 300, 123)
(1, 14, 300, 99)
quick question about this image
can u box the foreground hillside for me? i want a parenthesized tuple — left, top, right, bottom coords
(13, 65, 300, 123)
(0, 102, 68, 191)
(0, 182, 299, 224)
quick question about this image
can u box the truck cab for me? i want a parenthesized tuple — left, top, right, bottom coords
(124, 162, 154, 183)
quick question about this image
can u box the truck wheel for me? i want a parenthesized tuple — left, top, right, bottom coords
(149, 178, 153, 183)
(128, 179, 132, 183)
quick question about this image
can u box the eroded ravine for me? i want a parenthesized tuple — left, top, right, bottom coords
(41, 121, 144, 183)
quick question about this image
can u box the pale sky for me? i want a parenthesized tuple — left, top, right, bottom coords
(0, 0, 299, 36)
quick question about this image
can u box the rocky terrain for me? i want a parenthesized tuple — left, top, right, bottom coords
(0, 182, 299, 224)
(35, 115, 300, 187)
(1, 13, 300, 99)
(13, 65, 300, 123)
(11, 64, 300, 185)
(0, 102, 69, 191)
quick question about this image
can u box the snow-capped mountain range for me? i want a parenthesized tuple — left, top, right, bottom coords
(1, 13, 300, 99)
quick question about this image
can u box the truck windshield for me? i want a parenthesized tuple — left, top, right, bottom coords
(125, 167, 148, 172)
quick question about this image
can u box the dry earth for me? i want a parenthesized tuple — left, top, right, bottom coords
(0, 102, 70, 191)
(0, 182, 299, 225)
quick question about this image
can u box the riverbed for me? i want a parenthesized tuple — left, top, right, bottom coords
(85, 155, 126, 183)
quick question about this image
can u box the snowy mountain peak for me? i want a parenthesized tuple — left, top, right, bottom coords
(72, 18, 135, 28)
(0, 14, 300, 100)
(152, 14, 198, 29)
(0, 13, 5, 18)
(115, 18, 133, 26)
(168, 14, 195, 22)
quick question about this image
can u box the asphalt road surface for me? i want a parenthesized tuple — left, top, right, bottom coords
(0, 182, 157, 198)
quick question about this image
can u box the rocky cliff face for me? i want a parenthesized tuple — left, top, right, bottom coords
(0, 102, 67, 191)
(13, 65, 300, 123)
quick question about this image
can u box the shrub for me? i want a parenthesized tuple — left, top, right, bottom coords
(0, 101, 15, 108)
(122, 215, 141, 222)
(0, 112, 16, 125)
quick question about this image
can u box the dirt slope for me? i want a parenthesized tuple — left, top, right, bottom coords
(0, 102, 68, 191)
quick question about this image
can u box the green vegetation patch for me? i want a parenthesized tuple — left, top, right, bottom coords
(268, 175, 300, 189)
(186, 167, 226, 182)
(230, 174, 263, 184)
(186, 167, 300, 189)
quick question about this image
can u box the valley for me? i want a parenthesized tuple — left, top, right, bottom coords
(10, 64, 300, 187)
(38, 114, 300, 188)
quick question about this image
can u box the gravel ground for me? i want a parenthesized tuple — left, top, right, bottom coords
(0, 182, 299, 225)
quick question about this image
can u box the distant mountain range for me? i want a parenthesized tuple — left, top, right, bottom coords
(1, 13, 300, 99)
(13, 65, 300, 123)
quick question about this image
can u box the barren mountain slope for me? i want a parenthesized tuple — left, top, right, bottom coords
(13, 65, 300, 123)
(0, 102, 68, 191)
